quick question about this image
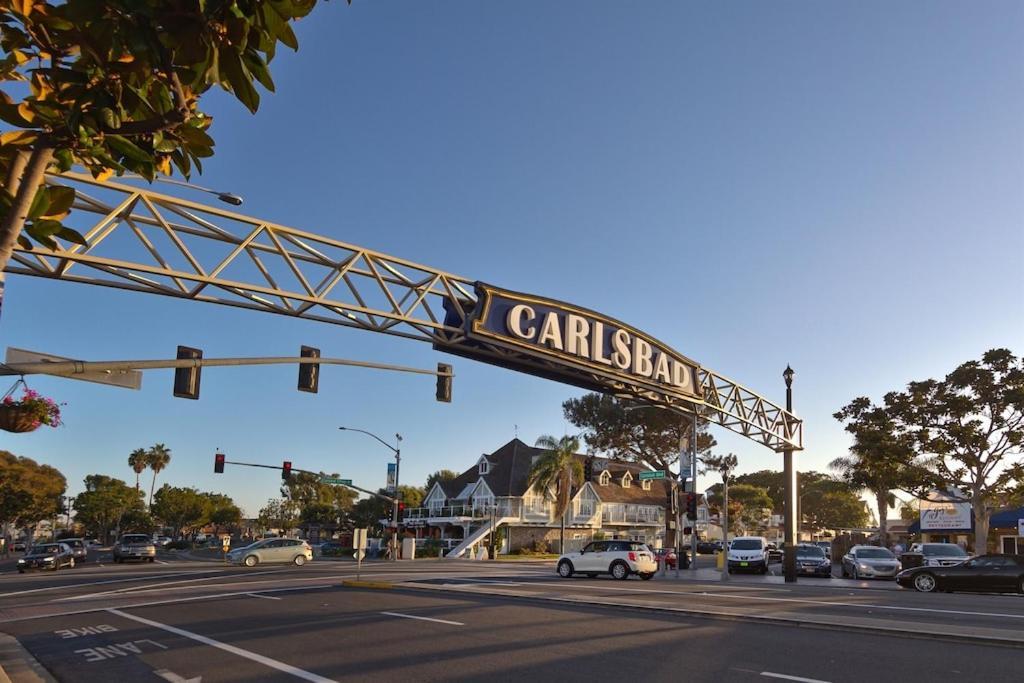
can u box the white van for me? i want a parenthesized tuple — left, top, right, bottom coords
(727, 536, 770, 574)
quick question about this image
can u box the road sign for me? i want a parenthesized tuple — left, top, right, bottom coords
(320, 476, 352, 486)
(639, 470, 666, 481)
(5, 347, 142, 390)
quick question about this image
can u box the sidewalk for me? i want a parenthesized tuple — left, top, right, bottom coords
(651, 566, 903, 591)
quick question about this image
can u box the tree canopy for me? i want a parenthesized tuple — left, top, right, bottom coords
(425, 469, 458, 491)
(0, 450, 66, 532)
(563, 393, 716, 473)
(73, 474, 142, 542)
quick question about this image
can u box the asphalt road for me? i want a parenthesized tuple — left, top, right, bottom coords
(1, 558, 1023, 682)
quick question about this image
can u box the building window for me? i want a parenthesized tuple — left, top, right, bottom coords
(641, 480, 651, 491)
(621, 472, 632, 488)
(599, 471, 610, 486)
(478, 459, 489, 475)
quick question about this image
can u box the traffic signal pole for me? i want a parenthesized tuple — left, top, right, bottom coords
(215, 456, 398, 504)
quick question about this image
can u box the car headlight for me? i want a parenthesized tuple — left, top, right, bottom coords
(17, 559, 24, 564)
(858, 562, 871, 570)
(820, 559, 831, 566)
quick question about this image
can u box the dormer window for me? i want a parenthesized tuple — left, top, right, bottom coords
(621, 472, 632, 488)
(642, 479, 651, 491)
(478, 457, 490, 475)
(599, 471, 611, 486)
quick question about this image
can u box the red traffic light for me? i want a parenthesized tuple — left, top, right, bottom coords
(282, 461, 292, 480)
(214, 453, 225, 474)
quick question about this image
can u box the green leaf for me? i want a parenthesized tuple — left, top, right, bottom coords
(219, 47, 260, 113)
(40, 186, 75, 217)
(242, 51, 275, 92)
(26, 186, 50, 220)
(106, 134, 152, 163)
(16, 234, 32, 250)
(56, 226, 88, 246)
(30, 219, 63, 238)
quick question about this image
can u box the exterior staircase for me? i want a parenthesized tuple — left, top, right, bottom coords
(445, 517, 515, 558)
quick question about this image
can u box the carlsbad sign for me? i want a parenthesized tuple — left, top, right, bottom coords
(460, 283, 702, 401)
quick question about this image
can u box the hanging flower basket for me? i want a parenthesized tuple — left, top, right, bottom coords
(0, 381, 64, 433)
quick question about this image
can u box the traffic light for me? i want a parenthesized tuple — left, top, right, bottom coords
(686, 492, 698, 520)
(298, 345, 320, 393)
(435, 363, 452, 403)
(214, 453, 225, 474)
(282, 460, 292, 480)
(173, 346, 202, 399)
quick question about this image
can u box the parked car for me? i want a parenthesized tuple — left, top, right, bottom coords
(556, 540, 657, 580)
(227, 538, 313, 567)
(696, 541, 722, 555)
(12, 540, 26, 552)
(841, 545, 901, 580)
(766, 542, 783, 563)
(60, 538, 88, 565)
(653, 547, 677, 568)
(795, 544, 833, 577)
(909, 543, 970, 567)
(154, 536, 172, 547)
(319, 540, 353, 557)
(897, 554, 1024, 593)
(18, 542, 75, 573)
(727, 536, 770, 574)
(812, 541, 832, 559)
(113, 534, 156, 563)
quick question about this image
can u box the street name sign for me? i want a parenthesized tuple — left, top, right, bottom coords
(321, 476, 352, 486)
(639, 471, 666, 481)
(5, 347, 142, 390)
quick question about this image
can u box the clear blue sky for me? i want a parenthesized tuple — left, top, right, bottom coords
(3, 2, 1022, 517)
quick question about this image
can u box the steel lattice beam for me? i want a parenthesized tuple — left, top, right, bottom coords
(8, 172, 802, 451)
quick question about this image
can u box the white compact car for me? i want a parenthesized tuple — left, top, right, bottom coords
(727, 536, 770, 574)
(557, 540, 658, 580)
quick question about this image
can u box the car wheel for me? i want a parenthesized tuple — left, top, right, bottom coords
(611, 561, 630, 580)
(557, 560, 574, 578)
(852, 566, 859, 580)
(913, 572, 938, 593)
(293, 555, 306, 566)
(244, 555, 259, 567)
(17, 569, 23, 574)
(639, 572, 654, 581)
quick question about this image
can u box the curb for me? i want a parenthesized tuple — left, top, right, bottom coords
(0, 634, 56, 683)
(398, 581, 1024, 650)
(342, 580, 393, 590)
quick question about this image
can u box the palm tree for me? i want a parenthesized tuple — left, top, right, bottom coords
(702, 452, 738, 545)
(529, 435, 584, 554)
(127, 448, 148, 493)
(146, 443, 172, 508)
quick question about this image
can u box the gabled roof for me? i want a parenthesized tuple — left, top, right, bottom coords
(439, 438, 670, 506)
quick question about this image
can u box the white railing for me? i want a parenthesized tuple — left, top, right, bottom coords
(601, 504, 665, 525)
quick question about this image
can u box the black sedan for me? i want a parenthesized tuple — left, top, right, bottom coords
(795, 544, 833, 577)
(897, 553, 1024, 593)
(17, 542, 76, 573)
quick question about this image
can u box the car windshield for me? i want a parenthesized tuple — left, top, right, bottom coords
(626, 542, 649, 552)
(922, 544, 967, 557)
(731, 540, 763, 550)
(122, 536, 149, 544)
(856, 548, 894, 559)
(796, 547, 825, 558)
(31, 545, 59, 554)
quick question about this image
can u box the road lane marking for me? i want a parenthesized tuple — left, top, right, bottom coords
(248, 593, 282, 600)
(761, 673, 831, 683)
(380, 611, 464, 626)
(56, 569, 295, 601)
(107, 609, 336, 683)
(518, 581, 1024, 621)
(0, 570, 226, 598)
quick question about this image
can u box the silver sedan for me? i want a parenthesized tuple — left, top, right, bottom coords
(227, 538, 313, 567)
(842, 545, 901, 579)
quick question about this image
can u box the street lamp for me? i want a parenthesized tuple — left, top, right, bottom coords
(338, 426, 402, 562)
(783, 364, 797, 583)
(117, 173, 244, 206)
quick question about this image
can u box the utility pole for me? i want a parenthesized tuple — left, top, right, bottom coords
(339, 427, 402, 562)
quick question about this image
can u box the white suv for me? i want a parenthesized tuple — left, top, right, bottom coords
(727, 536, 770, 574)
(557, 540, 657, 580)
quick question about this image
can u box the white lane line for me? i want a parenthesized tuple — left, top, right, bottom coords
(56, 569, 295, 601)
(108, 609, 336, 683)
(248, 593, 282, 600)
(380, 611, 464, 626)
(524, 582, 1024, 621)
(0, 584, 334, 624)
(761, 672, 831, 683)
(0, 570, 225, 598)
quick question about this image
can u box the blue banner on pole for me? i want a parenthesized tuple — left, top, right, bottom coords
(386, 462, 396, 493)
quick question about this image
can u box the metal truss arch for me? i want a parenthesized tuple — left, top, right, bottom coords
(8, 172, 802, 451)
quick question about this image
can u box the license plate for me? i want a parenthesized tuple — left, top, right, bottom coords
(740, 562, 749, 566)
